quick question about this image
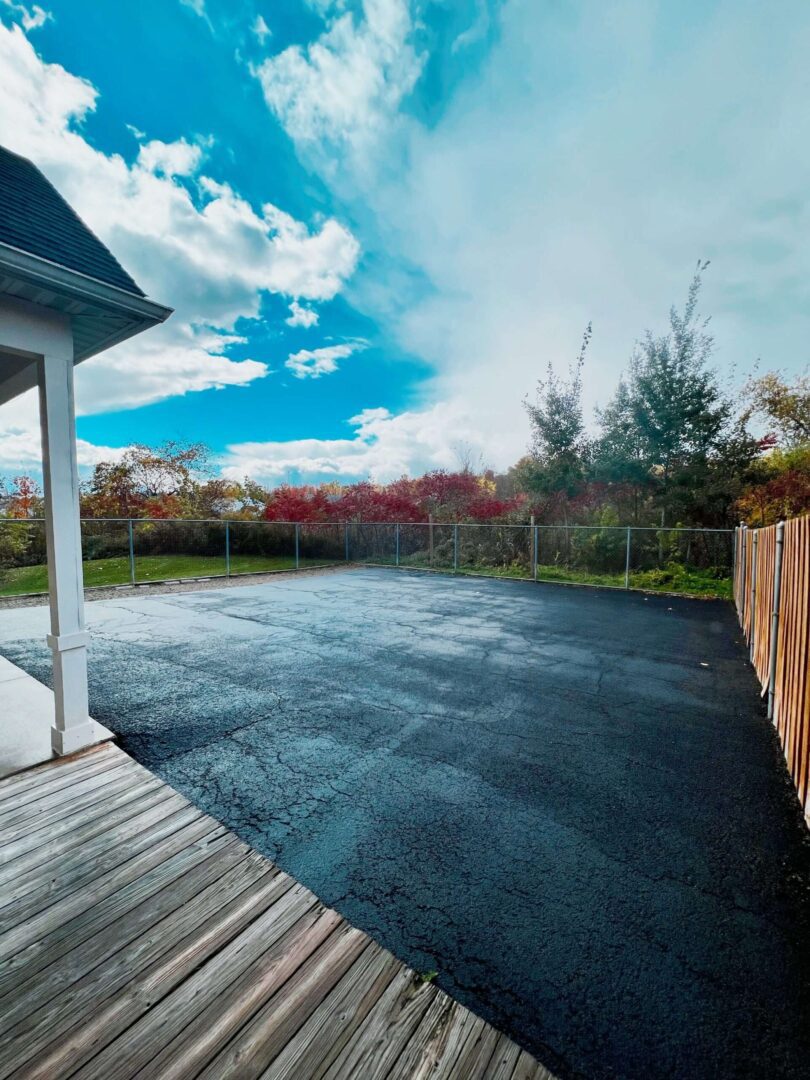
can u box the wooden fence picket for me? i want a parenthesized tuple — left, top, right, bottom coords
(737, 515, 810, 821)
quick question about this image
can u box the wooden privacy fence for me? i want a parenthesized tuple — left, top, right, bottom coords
(735, 516, 810, 822)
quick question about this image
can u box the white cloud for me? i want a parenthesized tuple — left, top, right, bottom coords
(285, 299, 319, 327)
(0, 392, 128, 473)
(221, 402, 479, 482)
(452, 1, 490, 53)
(306, 0, 347, 14)
(1, 0, 49, 31)
(0, 20, 360, 430)
(137, 137, 203, 177)
(254, 0, 423, 170)
(76, 341, 268, 415)
(252, 14, 271, 43)
(284, 343, 357, 379)
(257, 0, 810, 475)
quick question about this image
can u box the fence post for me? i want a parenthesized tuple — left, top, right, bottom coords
(225, 520, 230, 578)
(453, 523, 459, 572)
(767, 521, 785, 723)
(294, 523, 300, 570)
(625, 527, 632, 589)
(533, 518, 538, 582)
(345, 523, 349, 562)
(749, 530, 758, 660)
(395, 522, 400, 567)
(429, 514, 434, 566)
(128, 518, 135, 585)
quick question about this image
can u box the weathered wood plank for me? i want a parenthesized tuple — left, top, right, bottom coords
(512, 1048, 556, 1080)
(0, 748, 151, 825)
(0, 743, 120, 806)
(450, 1018, 502, 1079)
(418, 1004, 490, 1080)
(0, 794, 216, 980)
(196, 925, 369, 1080)
(384, 992, 462, 1080)
(0, 798, 199, 937)
(0, 765, 150, 850)
(0, 828, 239, 1034)
(0, 806, 209, 931)
(483, 1035, 524, 1079)
(386, 993, 488, 1080)
(0, 751, 126, 819)
(0, 772, 165, 864)
(0, 784, 179, 883)
(0, 852, 283, 1079)
(321, 966, 436, 1080)
(81, 889, 334, 1080)
(0, 759, 132, 834)
(260, 943, 401, 1080)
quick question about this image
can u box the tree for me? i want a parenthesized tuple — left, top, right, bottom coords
(521, 323, 592, 520)
(235, 478, 271, 519)
(331, 481, 422, 522)
(263, 485, 332, 522)
(82, 442, 210, 518)
(744, 371, 810, 448)
(622, 263, 730, 525)
(592, 378, 650, 523)
(5, 476, 42, 518)
(736, 445, 810, 525)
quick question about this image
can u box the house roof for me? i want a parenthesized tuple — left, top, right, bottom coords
(0, 145, 144, 297)
(0, 145, 172, 407)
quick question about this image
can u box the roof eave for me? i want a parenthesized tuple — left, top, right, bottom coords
(0, 243, 173, 406)
(0, 241, 173, 332)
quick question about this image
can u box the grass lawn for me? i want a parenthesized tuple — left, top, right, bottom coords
(0, 554, 339, 596)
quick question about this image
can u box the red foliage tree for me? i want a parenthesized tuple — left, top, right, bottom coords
(331, 481, 423, 522)
(263, 485, 331, 522)
(6, 476, 42, 518)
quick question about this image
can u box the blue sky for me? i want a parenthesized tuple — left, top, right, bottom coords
(0, 0, 808, 483)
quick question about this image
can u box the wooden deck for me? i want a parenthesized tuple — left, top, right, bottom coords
(0, 742, 552, 1079)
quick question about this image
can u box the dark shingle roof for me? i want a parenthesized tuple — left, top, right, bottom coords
(0, 146, 144, 297)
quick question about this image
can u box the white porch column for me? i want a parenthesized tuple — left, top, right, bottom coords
(37, 346, 94, 755)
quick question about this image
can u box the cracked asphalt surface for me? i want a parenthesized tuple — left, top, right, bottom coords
(1, 567, 809, 1080)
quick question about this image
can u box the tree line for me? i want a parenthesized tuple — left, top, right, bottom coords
(1, 266, 808, 529)
(517, 266, 809, 529)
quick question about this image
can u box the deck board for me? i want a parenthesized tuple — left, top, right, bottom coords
(0, 744, 551, 1079)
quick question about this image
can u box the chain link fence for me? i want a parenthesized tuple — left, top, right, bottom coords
(0, 518, 733, 598)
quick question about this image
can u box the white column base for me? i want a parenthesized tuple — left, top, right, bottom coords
(51, 722, 100, 757)
(47, 630, 94, 756)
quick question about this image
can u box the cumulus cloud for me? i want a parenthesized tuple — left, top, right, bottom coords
(1, 0, 49, 31)
(180, 0, 206, 18)
(0, 19, 360, 448)
(0, 392, 128, 473)
(254, 0, 810, 476)
(452, 0, 490, 53)
(136, 137, 204, 177)
(221, 402, 480, 482)
(285, 299, 319, 327)
(284, 343, 358, 379)
(254, 0, 423, 169)
(252, 14, 271, 43)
